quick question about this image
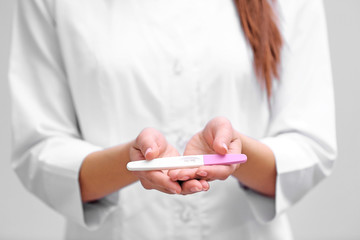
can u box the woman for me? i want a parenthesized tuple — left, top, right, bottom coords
(9, 0, 337, 239)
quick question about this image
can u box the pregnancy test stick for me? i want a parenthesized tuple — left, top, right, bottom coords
(127, 154, 247, 171)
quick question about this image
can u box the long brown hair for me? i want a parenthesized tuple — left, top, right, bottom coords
(235, 0, 283, 97)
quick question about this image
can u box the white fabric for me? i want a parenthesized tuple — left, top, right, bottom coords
(9, 0, 336, 239)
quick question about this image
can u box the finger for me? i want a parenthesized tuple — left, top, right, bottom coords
(138, 170, 182, 194)
(199, 179, 210, 191)
(141, 179, 179, 195)
(168, 168, 198, 181)
(135, 128, 164, 160)
(195, 165, 238, 181)
(167, 169, 181, 181)
(204, 117, 233, 155)
(212, 120, 232, 155)
(180, 179, 205, 195)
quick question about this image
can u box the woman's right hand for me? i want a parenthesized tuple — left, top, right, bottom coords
(130, 128, 209, 195)
(129, 128, 183, 194)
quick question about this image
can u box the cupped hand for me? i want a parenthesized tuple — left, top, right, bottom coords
(129, 128, 182, 194)
(129, 128, 208, 195)
(168, 117, 243, 184)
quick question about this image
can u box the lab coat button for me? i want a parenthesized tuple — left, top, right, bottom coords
(180, 209, 192, 223)
(173, 59, 183, 75)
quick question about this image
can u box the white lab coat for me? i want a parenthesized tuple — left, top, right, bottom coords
(9, 0, 337, 239)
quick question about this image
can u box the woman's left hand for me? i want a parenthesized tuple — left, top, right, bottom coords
(168, 117, 243, 191)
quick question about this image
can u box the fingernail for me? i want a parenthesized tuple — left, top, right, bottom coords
(180, 176, 189, 181)
(222, 143, 228, 152)
(190, 187, 200, 193)
(170, 189, 178, 194)
(197, 171, 207, 177)
(201, 182, 209, 191)
(145, 148, 152, 157)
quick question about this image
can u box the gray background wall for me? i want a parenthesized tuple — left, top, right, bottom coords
(0, 1, 359, 239)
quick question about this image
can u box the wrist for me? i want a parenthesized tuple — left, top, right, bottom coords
(231, 133, 277, 197)
(80, 141, 138, 202)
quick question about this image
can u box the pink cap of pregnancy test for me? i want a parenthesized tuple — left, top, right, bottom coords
(203, 154, 247, 165)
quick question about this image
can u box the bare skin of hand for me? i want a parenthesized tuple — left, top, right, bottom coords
(168, 117, 242, 193)
(80, 127, 210, 202)
(80, 118, 275, 202)
(168, 116, 277, 197)
(129, 128, 209, 195)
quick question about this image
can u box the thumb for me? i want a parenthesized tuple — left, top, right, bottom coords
(135, 128, 163, 160)
(204, 117, 233, 155)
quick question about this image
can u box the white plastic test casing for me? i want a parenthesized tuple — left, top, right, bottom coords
(126, 154, 247, 171)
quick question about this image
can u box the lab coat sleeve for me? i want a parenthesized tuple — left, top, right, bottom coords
(242, 0, 337, 222)
(9, 0, 118, 229)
